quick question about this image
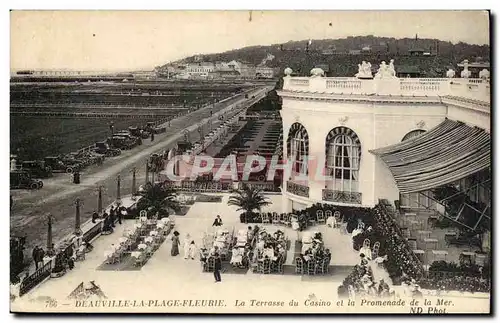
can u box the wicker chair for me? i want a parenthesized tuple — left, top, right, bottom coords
(262, 213, 271, 224)
(307, 260, 316, 275)
(295, 257, 304, 274)
(263, 258, 271, 274)
(372, 242, 381, 259)
(316, 210, 326, 224)
(272, 212, 280, 225)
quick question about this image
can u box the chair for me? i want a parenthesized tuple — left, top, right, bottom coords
(263, 258, 271, 274)
(283, 213, 291, 227)
(272, 212, 280, 225)
(357, 221, 365, 230)
(372, 242, 380, 259)
(321, 258, 330, 275)
(308, 213, 317, 227)
(262, 213, 270, 224)
(295, 257, 304, 274)
(325, 210, 333, 222)
(333, 211, 342, 228)
(307, 260, 316, 275)
(363, 239, 371, 249)
(257, 260, 265, 274)
(206, 257, 215, 272)
(316, 210, 326, 224)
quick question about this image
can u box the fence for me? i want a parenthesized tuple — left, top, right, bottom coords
(19, 260, 52, 296)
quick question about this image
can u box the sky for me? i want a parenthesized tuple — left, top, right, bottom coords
(10, 10, 490, 72)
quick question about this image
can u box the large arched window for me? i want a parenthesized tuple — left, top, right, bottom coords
(400, 129, 436, 209)
(325, 127, 361, 192)
(286, 123, 309, 174)
(402, 129, 425, 142)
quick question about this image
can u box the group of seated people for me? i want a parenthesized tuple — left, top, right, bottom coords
(297, 232, 332, 274)
(252, 228, 288, 273)
(229, 227, 254, 268)
(339, 254, 393, 298)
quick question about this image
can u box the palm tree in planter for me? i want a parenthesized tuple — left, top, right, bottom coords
(137, 182, 181, 219)
(228, 184, 271, 223)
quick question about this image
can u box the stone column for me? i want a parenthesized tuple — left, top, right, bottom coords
(74, 198, 82, 236)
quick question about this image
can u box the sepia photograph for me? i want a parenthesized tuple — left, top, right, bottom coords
(8, 9, 491, 314)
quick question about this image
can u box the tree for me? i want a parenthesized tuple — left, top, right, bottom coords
(137, 182, 181, 219)
(227, 184, 271, 223)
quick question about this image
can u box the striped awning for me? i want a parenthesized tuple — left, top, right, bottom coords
(325, 126, 362, 159)
(286, 122, 309, 156)
(370, 119, 491, 194)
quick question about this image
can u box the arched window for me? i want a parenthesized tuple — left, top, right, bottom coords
(400, 129, 436, 209)
(325, 127, 361, 192)
(402, 129, 425, 142)
(286, 123, 309, 174)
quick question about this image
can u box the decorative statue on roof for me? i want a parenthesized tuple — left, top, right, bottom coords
(479, 69, 490, 80)
(461, 60, 471, 78)
(310, 67, 325, 77)
(355, 61, 373, 79)
(446, 69, 456, 78)
(375, 60, 398, 79)
(284, 67, 293, 77)
(388, 59, 396, 77)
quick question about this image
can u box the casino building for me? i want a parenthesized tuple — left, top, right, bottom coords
(276, 61, 491, 219)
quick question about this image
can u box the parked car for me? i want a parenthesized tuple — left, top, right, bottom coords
(114, 131, 142, 146)
(94, 141, 121, 157)
(44, 156, 81, 173)
(146, 122, 166, 134)
(128, 126, 150, 139)
(19, 160, 53, 178)
(108, 136, 138, 150)
(10, 170, 43, 190)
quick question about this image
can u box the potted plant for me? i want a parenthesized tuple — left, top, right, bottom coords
(136, 182, 181, 219)
(228, 183, 271, 223)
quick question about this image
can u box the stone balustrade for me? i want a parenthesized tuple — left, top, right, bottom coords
(286, 181, 310, 198)
(322, 189, 362, 205)
(283, 76, 490, 103)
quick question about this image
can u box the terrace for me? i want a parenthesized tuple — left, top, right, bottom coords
(281, 76, 490, 104)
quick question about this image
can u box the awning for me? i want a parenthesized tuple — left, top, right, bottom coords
(370, 119, 491, 193)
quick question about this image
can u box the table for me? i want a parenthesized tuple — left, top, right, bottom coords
(417, 230, 432, 239)
(424, 238, 439, 250)
(431, 250, 448, 262)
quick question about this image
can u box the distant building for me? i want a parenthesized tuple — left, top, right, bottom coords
(255, 66, 274, 79)
(211, 70, 240, 79)
(409, 48, 426, 56)
(185, 62, 215, 78)
(349, 50, 361, 55)
(227, 60, 255, 78)
(396, 65, 422, 78)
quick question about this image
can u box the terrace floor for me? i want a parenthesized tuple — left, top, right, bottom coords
(12, 194, 489, 314)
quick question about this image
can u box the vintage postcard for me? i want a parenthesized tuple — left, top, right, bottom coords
(9, 10, 491, 314)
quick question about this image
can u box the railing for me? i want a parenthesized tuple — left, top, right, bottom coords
(286, 181, 309, 198)
(19, 261, 52, 296)
(82, 221, 103, 243)
(282, 76, 490, 103)
(322, 189, 362, 204)
(239, 181, 280, 192)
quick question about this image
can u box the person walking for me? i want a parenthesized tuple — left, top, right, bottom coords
(109, 207, 116, 228)
(213, 252, 222, 282)
(32, 246, 40, 270)
(171, 231, 180, 256)
(212, 215, 223, 227)
(117, 208, 123, 225)
(91, 210, 99, 223)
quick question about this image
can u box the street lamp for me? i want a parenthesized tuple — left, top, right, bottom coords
(74, 198, 82, 236)
(116, 175, 121, 202)
(46, 214, 54, 254)
(130, 167, 137, 196)
(96, 185, 104, 214)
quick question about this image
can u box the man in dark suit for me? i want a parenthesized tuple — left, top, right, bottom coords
(213, 253, 222, 282)
(212, 215, 223, 227)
